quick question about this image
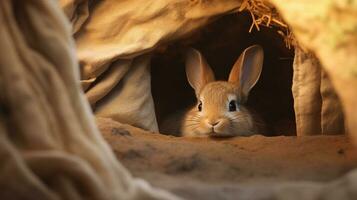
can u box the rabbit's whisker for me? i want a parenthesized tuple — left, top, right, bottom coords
(230, 116, 244, 120)
(186, 119, 200, 122)
(185, 123, 199, 127)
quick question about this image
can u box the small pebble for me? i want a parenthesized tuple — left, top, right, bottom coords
(337, 149, 345, 155)
(111, 127, 131, 136)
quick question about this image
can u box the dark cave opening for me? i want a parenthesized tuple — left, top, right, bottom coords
(151, 12, 295, 136)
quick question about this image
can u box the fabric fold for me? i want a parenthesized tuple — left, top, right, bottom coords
(0, 1, 179, 199)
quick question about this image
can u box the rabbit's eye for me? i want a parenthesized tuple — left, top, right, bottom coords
(229, 100, 237, 112)
(198, 101, 202, 112)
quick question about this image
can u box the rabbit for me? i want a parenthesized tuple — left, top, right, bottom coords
(160, 45, 265, 137)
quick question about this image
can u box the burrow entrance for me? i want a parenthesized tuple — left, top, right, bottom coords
(151, 12, 295, 136)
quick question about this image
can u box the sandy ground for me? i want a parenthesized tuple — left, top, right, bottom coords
(97, 117, 357, 199)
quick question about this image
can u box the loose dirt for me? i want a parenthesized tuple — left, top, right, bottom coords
(97, 117, 357, 199)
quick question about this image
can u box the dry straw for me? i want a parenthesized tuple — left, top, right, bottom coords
(239, 0, 297, 48)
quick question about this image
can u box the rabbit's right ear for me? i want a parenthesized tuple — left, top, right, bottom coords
(185, 48, 215, 96)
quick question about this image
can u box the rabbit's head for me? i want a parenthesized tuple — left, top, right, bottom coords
(182, 45, 264, 137)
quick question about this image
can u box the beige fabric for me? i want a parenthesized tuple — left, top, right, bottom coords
(60, 0, 89, 34)
(320, 67, 345, 134)
(270, 0, 357, 140)
(261, 0, 357, 198)
(61, 0, 242, 131)
(65, 0, 347, 136)
(1, 0, 357, 199)
(94, 54, 159, 131)
(292, 48, 344, 136)
(0, 1, 178, 199)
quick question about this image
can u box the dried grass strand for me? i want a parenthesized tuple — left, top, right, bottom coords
(239, 0, 296, 48)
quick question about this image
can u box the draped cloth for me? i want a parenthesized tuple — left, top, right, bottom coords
(271, 0, 356, 139)
(1, 0, 357, 200)
(61, 0, 243, 131)
(292, 48, 344, 136)
(62, 0, 345, 136)
(0, 1, 178, 199)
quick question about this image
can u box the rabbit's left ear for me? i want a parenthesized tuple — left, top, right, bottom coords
(228, 45, 264, 103)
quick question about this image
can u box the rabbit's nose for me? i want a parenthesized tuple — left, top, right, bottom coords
(211, 121, 219, 126)
(207, 120, 221, 127)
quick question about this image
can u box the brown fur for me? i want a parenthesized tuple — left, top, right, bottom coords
(161, 45, 264, 137)
(182, 82, 257, 137)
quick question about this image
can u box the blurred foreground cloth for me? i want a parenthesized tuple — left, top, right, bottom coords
(60, 0, 242, 132)
(0, 1, 178, 199)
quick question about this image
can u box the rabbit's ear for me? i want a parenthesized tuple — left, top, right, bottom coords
(228, 45, 264, 103)
(185, 48, 215, 96)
